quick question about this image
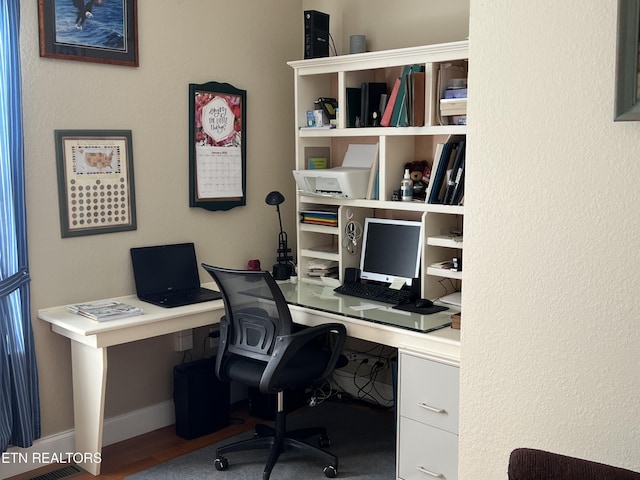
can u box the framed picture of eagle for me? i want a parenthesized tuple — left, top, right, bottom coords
(38, 0, 139, 67)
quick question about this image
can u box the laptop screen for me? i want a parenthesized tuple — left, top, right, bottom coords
(130, 243, 201, 296)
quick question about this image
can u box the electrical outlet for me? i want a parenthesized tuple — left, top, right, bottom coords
(344, 351, 386, 367)
(173, 329, 193, 351)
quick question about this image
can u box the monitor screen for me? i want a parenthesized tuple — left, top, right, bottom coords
(359, 218, 423, 286)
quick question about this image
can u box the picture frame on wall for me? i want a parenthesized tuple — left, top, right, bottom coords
(54, 130, 137, 238)
(615, 0, 640, 120)
(38, 0, 139, 67)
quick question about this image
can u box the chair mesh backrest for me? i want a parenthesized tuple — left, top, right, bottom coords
(202, 265, 293, 363)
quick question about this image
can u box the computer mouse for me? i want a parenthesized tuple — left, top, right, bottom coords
(415, 298, 434, 308)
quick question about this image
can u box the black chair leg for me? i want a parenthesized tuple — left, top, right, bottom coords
(214, 391, 338, 480)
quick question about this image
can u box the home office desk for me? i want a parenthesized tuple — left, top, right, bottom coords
(38, 281, 460, 476)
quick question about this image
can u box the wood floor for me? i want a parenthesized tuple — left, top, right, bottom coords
(7, 405, 259, 480)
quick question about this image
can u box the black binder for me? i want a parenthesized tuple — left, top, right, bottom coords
(360, 82, 387, 127)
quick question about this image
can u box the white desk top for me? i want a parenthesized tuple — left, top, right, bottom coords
(38, 281, 461, 362)
(37, 282, 224, 348)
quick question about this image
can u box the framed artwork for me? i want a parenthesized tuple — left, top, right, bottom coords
(38, 0, 139, 67)
(615, 0, 640, 120)
(55, 130, 137, 237)
(189, 81, 247, 212)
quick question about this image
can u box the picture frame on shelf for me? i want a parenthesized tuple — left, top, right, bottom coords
(54, 129, 137, 238)
(38, 0, 139, 67)
(615, 0, 640, 120)
(188, 81, 247, 212)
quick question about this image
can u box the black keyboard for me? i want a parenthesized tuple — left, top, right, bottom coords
(334, 282, 414, 305)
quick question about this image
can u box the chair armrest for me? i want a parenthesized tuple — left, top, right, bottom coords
(259, 322, 346, 393)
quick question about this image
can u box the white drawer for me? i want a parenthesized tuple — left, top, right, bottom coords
(397, 416, 458, 480)
(399, 352, 459, 434)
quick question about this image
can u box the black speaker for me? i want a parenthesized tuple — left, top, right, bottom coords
(304, 10, 329, 59)
(410, 276, 421, 300)
(173, 357, 230, 439)
(344, 267, 360, 284)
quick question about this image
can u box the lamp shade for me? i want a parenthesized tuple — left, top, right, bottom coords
(265, 191, 285, 206)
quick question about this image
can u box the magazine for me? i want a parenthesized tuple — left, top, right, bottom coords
(67, 301, 143, 322)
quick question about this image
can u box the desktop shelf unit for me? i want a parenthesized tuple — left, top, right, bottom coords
(288, 41, 468, 301)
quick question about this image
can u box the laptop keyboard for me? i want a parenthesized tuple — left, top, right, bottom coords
(163, 288, 206, 299)
(145, 287, 221, 307)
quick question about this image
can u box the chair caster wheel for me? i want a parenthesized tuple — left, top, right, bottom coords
(324, 464, 338, 478)
(214, 456, 229, 471)
(319, 434, 332, 448)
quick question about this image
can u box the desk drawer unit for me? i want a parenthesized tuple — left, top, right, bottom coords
(398, 417, 459, 480)
(397, 350, 460, 480)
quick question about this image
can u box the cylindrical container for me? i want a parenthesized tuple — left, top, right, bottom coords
(247, 259, 261, 271)
(349, 35, 366, 54)
(400, 169, 413, 202)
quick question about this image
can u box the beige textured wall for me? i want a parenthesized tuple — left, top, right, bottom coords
(462, 1, 640, 477)
(21, 1, 470, 440)
(21, 0, 300, 436)
(305, 0, 470, 54)
(25, 2, 639, 477)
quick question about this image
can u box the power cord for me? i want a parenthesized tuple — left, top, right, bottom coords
(328, 33, 337, 56)
(343, 219, 362, 255)
(180, 350, 193, 364)
(329, 345, 395, 409)
(353, 361, 390, 407)
(308, 379, 336, 407)
(437, 277, 459, 297)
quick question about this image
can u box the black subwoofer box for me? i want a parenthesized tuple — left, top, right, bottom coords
(173, 357, 230, 439)
(304, 10, 330, 59)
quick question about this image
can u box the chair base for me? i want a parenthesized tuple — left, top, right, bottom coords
(214, 402, 338, 480)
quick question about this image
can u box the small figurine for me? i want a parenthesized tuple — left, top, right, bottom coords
(403, 160, 430, 201)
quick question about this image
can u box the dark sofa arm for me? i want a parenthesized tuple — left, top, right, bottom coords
(508, 448, 640, 480)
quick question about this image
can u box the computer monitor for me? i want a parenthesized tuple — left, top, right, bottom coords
(359, 218, 423, 286)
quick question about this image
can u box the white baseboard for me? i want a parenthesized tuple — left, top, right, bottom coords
(102, 400, 175, 447)
(1, 400, 175, 480)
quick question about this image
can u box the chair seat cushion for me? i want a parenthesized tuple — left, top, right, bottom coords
(222, 347, 332, 393)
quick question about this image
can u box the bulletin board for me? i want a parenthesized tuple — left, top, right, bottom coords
(189, 81, 246, 211)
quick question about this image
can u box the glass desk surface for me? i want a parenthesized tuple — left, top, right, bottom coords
(277, 282, 457, 334)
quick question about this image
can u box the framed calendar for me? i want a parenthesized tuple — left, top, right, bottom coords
(54, 130, 136, 238)
(189, 82, 246, 211)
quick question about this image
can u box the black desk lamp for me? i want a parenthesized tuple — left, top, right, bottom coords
(265, 191, 293, 280)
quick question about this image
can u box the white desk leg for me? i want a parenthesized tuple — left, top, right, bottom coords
(70, 341, 107, 476)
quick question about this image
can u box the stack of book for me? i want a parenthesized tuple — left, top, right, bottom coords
(380, 64, 426, 127)
(300, 209, 338, 227)
(307, 259, 339, 278)
(425, 135, 466, 205)
(67, 301, 143, 322)
(436, 63, 468, 125)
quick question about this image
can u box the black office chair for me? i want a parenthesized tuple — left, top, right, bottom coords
(201, 265, 347, 480)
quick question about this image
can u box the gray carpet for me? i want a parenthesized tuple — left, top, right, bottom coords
(125, 400, 395, 480)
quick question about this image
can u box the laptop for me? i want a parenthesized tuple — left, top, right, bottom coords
(130, 242, 222, 308)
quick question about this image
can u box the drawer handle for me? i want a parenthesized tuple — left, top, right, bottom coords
(418, 402, 446, 414)
(416, 466, 445, 478)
